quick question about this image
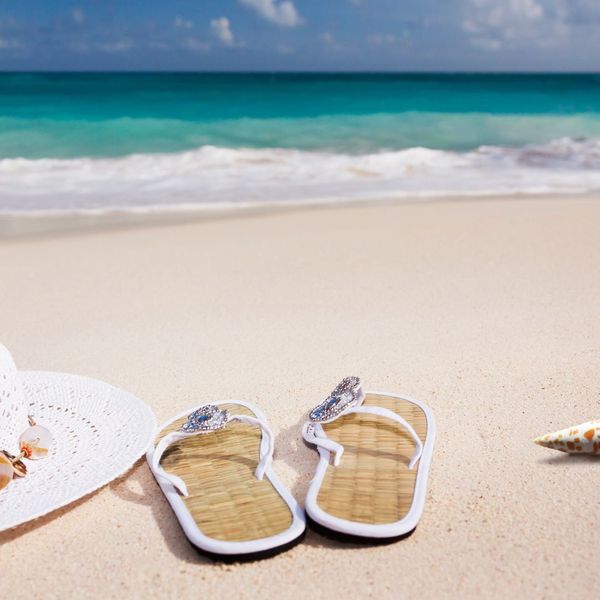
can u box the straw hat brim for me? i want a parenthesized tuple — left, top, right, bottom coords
(0, 370, 156, 532)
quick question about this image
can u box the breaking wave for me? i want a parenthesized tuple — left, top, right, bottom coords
(1, 137, 599, 215)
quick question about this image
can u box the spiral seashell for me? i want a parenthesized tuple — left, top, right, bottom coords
(0, 453, 13, 491)
(534, 420, 600, 454)
(0, 450, 27, 477)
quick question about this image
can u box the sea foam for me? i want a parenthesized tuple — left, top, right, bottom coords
(0, 138, 599, 215)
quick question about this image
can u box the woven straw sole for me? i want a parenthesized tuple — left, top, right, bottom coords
(156, 403, 294, 543)
(316, 393, 428, 525)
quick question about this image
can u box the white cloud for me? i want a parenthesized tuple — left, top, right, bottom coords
(367, 31, 410, 46)
(175, 16, 193, 29)
(465, 0, 543, 31)
(0, 16, 18, 29)
(319, 31, 348, 52)
(182, 37, 211, 52)
(462, 0, 572, 50)
(239, 0, 303, 27)
(564, 0, 600, 24)
(97, 40, 134, 53)
(368, 33, 397, 45)
(72, 8, 85, 25)
(71, 39, 134, 53)
(0, 36, 23, 50)
(470, 37, 502, 50)
(210, 17, 234, 45)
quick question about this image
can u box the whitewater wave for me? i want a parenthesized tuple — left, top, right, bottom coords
(1, 137, 599, 215)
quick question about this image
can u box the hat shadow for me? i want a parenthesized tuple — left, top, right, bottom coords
(0, 460, 212, 563)
(0, 488, 104, 544)
(0, 461, 162, 544)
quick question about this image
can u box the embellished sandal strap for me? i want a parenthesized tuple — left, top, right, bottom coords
(302, 378, 423, 470)
(151, 407, 274, 497)
(302, 376, 364, 467)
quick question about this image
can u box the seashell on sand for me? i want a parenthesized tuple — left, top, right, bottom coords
(534, 420, 600, 454)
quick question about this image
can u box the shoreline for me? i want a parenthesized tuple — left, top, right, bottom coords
(1, 190, 597, 239)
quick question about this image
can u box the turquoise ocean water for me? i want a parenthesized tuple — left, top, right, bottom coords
(1, 73, 599, 213)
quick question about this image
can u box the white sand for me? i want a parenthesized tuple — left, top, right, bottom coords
(1, 196, 600, 598)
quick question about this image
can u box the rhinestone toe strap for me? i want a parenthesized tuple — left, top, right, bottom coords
(180, 404, 229, 433)
(151, 404, 274, 496)
(309, 376, 365, 423)
(303, 378, 423, 469)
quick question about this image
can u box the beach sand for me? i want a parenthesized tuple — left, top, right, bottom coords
(1, 195, 600, 598)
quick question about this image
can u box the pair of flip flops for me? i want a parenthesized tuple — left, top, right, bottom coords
(147, 377, 436, 560)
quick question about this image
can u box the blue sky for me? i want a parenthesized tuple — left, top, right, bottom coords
(0, 0, 599, 71)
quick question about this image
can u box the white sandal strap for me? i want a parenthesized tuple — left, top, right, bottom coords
(302, 422, 346, 466)
(345, 406, 423, 468)
(151, 410, 274, 497)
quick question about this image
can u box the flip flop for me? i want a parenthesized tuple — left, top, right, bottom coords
(302, 377, 435, 541)
(147, 401, 305, 560)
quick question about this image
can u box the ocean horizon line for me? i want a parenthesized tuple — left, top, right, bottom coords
(1, 69, 599, 76)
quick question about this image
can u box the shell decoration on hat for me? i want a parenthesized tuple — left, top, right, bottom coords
(534, 421, 600, 454)
(0, 453, 13, 491)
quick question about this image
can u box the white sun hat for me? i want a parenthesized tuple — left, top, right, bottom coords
(0, 343, 156, 532)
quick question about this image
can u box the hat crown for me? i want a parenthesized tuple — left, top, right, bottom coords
(0, 344, 28, 451)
